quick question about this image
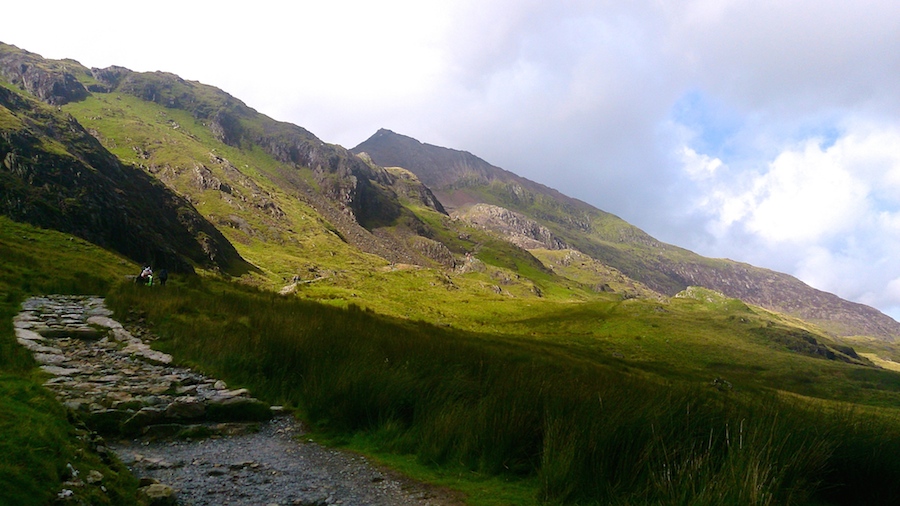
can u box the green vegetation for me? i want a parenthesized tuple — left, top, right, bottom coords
(107, 278, 900, 505)
(5, 48, 900, 505)
(0, 217, 141, 505)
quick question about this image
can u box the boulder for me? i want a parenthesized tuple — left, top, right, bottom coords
(139, 483, 177, 506)
(165, 396, 205, 419)
(122, 408, 166, 435)
(84, 409, 131, 435)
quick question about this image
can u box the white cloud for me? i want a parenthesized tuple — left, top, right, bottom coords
(885, 277, 900, 303)
(745, 139, 870, 243)
(692, 126, 900, 245)
(681, 146, 722, 180)
(681, 124, 900, 318)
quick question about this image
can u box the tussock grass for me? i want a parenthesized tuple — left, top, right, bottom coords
(108, 278, 900, 504)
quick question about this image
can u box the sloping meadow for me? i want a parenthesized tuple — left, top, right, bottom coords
(108, 279, 900, 505)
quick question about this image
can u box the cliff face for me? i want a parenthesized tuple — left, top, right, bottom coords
(353, 128, 589, 214)
(0, 45, 89, 105)
(86, 66, 410, 229)
(0, 44, 416, 234)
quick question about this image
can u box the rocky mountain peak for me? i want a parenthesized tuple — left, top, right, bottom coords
(0, 43, 89, 105)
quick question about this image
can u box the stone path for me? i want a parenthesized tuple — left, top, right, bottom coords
(15, 295, 460, 506)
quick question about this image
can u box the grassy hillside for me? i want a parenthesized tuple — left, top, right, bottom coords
(5, 210, 900, 504)
(106, 275, 900, 505)
(57, 83, 588, 316)
(0, 85, 246, 276)
(0, 217, 141, 505)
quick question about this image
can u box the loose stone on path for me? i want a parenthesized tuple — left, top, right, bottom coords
(15, 295, 458, 506)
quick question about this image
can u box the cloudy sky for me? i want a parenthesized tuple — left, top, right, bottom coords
(6, 1, 900, 319)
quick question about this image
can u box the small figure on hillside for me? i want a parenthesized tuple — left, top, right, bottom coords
(158, 268, 168, 287)
(139, 266, 153, 286)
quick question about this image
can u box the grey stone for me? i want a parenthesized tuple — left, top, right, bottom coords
(122, 407, 167, 435)
(86, 470, 104, 484)
(165, 396, 206, 419)
(139, 483, 177, 505)
(14, 328, 44, 340)
(35, 353, 67, 364)
(85, 409, 131, 434)
(17, 338, 62, 353)
(86, 315, 122, 330)
(41, 365, 81, 376)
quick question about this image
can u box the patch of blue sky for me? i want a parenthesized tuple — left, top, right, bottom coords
(779, 111, 844, 150)
(670, 90, 744, 159)
(869, 192, 900, 215)
(796, 123, 842, 150)
(672, 91, 846, 161)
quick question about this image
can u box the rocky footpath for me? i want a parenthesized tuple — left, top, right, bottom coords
(15, 295, 460, 505)
(15, 296, 272, 438)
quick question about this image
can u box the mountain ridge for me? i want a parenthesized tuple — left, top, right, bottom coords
(2, 40, 897, 341)
(353, 128, 900, 340)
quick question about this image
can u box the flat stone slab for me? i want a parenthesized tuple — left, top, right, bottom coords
(17, 338, 62, 354)
(87, 315, 123, 330)
(15, 328, 45, 341)
(41, 365, 82, 376)
(35, 352, 68, 365)
(38, 327, 106, 340)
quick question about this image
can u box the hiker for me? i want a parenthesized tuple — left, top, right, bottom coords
(158, 268, 168, 287)
(139, 266, 153, 286)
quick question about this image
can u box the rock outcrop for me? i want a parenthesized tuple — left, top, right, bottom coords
(0, 81, 247, 273)
(457, 203, 567, 250)
(354, 128, 900, 341)
(0, 43, 89, 104)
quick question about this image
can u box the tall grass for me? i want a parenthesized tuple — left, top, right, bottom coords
(108, 279, 900, 504)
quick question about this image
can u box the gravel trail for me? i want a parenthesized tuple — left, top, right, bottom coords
(112, 416, 457, 505)
(15, 295, 462, 506)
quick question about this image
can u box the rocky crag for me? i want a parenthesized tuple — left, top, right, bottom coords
(15, 295, 455, 505)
